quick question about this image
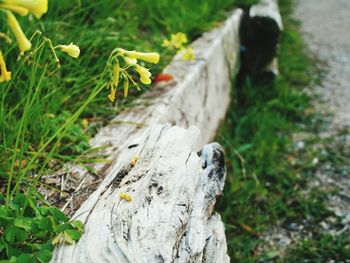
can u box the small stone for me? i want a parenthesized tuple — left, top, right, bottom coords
(295, 141, 305, 149)
(286, 223, 299, 231)
(320, 221, 329, 230)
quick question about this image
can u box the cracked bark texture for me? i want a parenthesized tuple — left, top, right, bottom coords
(52, 125, 229, 263)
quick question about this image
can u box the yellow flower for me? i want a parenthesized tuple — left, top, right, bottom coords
(182, 47, 195, 61)
(0, 4, 29, 16)
(0, 50, 12, 82)
(171, 32, 187, 48)
(119, 193, 132, 202)
(161, 39, 170, 48)
(122, 56, 137, 66)
(135, 64, 151, 85)
(57, 43, 80, 58)
(6, 11, 31, 54)
(2, 0, 48, 18)
(162, 32, 188, 49)
(118, 48, 159, 64)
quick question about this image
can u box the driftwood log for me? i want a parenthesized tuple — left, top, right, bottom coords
(52, 125, 229, 262)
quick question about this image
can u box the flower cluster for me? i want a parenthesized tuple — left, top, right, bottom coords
(0, 0, 80, 83)
(162, 32, 195, 61)
(105, 48, 160, 102)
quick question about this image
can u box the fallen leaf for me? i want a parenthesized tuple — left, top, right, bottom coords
(154, 73, 173, 83)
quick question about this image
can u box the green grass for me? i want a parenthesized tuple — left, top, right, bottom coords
(286, 233, 350, 262)
(216, 0, 350, 261)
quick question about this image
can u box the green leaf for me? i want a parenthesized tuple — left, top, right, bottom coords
(64, 231, 75, 245)
(14, 227, 28, 242)
(50, 208, 68, 223)
(0, 242, 5, 253)
(5, 225, 15, 243)
(56, 222, 70, 233)
(36, 249, 52, 263)
(0, 207, 14, 220)
(51, 233, 62, 246)
(65, 229, 82, 241)
(14, 217, 31, 231)
(12, 194, 27, 207)
(71, 220, 84, 232)
(6, 244, 22, 258)
(34, 217, 51, 231)
(17, 253, 34, 263)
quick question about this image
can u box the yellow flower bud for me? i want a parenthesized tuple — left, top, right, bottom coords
(117, 48, 159, 64)
(0, 4, 29, 16)
(82, 118, 89, 129)
(108, 83, 116, 102)
(126, 51, 160, 64)
(3, 0, 48, 18)
(57, 43, 80, 58)
(123, 77, 129, 97)
(0, 50, 12, 82)
(113, 63, 120, 87)
(135, 64, 151, 85)
(6, 11, 31, 54)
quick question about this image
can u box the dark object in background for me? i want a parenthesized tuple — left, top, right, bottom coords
(237, 2, 282, 85)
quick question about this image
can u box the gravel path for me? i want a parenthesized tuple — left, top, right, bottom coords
(294, 0, 350, 225)
(294, 0, 350, 129)
(259, 1, 350, 258)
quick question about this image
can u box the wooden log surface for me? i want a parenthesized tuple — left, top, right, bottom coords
(52, 125, 229, 263)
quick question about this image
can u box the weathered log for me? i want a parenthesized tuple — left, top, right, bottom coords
(238, 0, 283, 84)
(52, 125, 229, 262)
(51, 9, 242, 216)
